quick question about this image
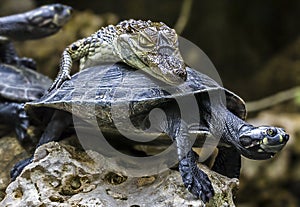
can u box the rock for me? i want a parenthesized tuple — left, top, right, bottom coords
(0, 135, 30, 201)
(0, 142, 238, 207)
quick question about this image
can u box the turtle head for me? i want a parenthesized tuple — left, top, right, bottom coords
(21, 4, 72, 39)
(238, 126, 289, 160)
(116, 19, 187, 85)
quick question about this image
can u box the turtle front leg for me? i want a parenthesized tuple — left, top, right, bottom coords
(10, 110, 72, 180)
(0, 102, 29, 142)
(35, 110, 73, 148)
(166, 117, 214, 203)
(0, 41, 36, 70)
(179, 150, 214, 203)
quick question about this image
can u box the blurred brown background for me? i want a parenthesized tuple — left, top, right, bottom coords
(1, 0, 300, 206)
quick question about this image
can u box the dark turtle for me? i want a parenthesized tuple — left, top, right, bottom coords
(12, 63, 289, 203)
(0, 4, 72, 141)
(0, 64, 52, 141)
(0, 4, 72, 69)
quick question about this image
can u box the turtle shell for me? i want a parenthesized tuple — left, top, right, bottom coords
(0, 64, 52, 102)
(25, 63, 246, 127)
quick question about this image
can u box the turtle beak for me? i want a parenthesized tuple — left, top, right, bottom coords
(259, 132, 289, 153)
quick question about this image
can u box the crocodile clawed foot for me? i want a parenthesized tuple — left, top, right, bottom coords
(48, 72, 71, 92)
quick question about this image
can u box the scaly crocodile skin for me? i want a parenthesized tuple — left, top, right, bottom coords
(49, 19, 187, 91)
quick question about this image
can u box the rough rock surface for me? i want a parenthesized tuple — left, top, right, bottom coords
(0, 142, 238, 207)
(0, 135, 30, 201)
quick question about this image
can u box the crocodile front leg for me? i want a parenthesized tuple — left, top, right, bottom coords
(49, 50, 73, 91)
(48, 37, 90, 91)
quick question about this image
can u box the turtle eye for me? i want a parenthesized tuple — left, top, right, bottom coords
(266, 128, 277, 137)
(47, 22, 58, 29)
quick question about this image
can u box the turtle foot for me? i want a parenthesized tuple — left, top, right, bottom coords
(0, 103, 30, 142)
(179, 150, 214, 203)
(10, 156, 33, 180)
(14, 57, 37, 70)
(14, 104, 30, 142)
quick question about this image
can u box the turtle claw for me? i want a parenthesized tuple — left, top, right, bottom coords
(179, 150, 214, 203)
(14, 122, 29, 142)
(14, 104, 30, 142)
(10, 156, 33, 180)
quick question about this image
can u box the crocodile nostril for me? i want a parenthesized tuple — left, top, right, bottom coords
(176, 70, 187, 81)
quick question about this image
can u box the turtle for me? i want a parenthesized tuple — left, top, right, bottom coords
(48, 19, 187, 91)
(0, 64, 52, 141)
(0, 4, 72, 69)
(0, 4, 72, 141)
(11, 63, 289, 203)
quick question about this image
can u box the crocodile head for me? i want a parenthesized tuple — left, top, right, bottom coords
(115, 19, 187, 85)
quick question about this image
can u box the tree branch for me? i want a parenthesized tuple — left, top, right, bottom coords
(174, 0, 193, 35)
(246, 86, 300, 112)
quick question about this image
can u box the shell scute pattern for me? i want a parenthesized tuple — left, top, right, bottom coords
(27, 64, 246, 122)
(0, 64, 51, 101)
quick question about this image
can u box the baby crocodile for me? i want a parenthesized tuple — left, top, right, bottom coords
(49, 19, 187, 90)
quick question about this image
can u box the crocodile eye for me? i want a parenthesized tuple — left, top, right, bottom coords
(266, 128, 276, 137)
(71, 44, 79, 51)
(139, 34, 153, 47)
